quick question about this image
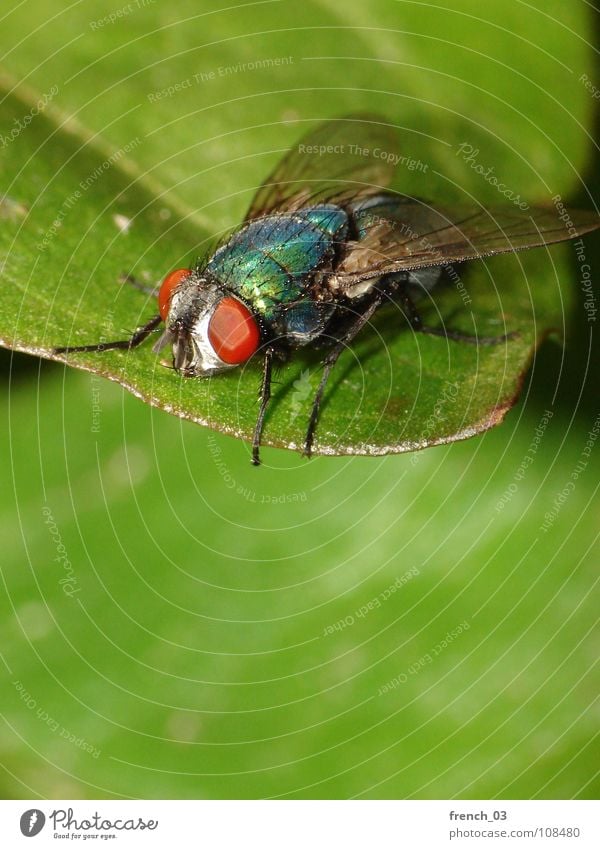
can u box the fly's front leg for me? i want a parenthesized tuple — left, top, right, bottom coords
(119, 273, 159, 297)
(304, 291, 385, 459)
(399, 289, 517, 346)
(53, 314, 163, 354)
(251, 346, 275, 466)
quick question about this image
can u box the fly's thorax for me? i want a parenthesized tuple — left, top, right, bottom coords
(153, 272, 261, 376)
(205, 206, 348, 320)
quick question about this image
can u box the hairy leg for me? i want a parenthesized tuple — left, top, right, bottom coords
(399, 288, 517, 346)
(119, 273, 159, 297)
(304, 291, 385, 458)
(53, 314, 163, 354)
(252, 346, 275, 466)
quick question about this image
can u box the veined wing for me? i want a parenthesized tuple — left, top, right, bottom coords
(245, 114, 400, 220)
(329, 201, 600, 291)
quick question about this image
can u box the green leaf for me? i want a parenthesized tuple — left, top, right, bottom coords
(0, 0, 598, 803)
(0, 67, 587, 457)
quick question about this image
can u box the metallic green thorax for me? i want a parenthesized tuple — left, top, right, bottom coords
(206, 205, 348, 320)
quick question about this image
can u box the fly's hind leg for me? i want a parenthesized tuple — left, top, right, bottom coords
(303, 290, 385, 459)
(399, 288, 517, 346)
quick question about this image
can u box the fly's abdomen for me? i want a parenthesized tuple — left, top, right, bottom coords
(206, 205, 348, 319)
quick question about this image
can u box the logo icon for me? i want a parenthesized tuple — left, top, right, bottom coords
(19, 809, 45, 837)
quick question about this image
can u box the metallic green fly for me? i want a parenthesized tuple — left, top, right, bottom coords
(55, 115, 600, 464)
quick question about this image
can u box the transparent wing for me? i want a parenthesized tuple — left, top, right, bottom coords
(330, 201, 600, 290)
(244, 114, 400, 220)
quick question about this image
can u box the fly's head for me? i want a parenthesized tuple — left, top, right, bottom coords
(154, 268, 261, 377)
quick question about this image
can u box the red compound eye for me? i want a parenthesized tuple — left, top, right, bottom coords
(158, 268, 191, 321)
(208, 297, 260, 364)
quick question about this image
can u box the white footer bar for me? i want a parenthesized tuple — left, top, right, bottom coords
(0, 800, 598, 847)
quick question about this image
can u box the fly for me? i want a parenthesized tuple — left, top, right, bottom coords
(54, 114, 600, 464)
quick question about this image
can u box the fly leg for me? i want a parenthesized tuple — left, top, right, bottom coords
(252, 346, 275, 466)
(54, 273, 162, 353)
(304, 291, 385, 459)
(119, 273, 158, 297)
(399, 289, 517, 346)
(53, 314, 163, 354)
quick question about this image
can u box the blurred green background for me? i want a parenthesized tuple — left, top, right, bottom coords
(0, 0, 598, 799)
